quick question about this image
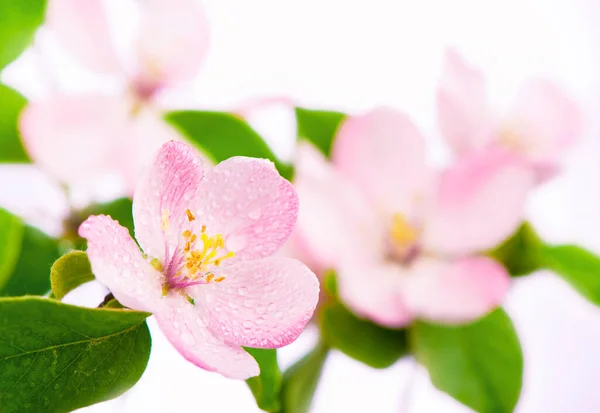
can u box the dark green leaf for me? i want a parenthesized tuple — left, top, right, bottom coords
(0, 0, 46, 70)
(295, 107, 345, 158)
(50, 251, 95, 300)
(1, 225, 61, 297)
(488, 222, 544, 276)
(0, 208, 24, 290)
(0, 84, 30, 162)
(541, 245, 600, 305)
(412, 309, 523, 413)
(245, 348, 282, 412)
(281, 342, 328, 413)
(166, 111, 294, 180)
(103, 299, 124, 309)
(80, 198, 134, 238)
(0, 296, 152, 413)
(319, 302, 408, 368)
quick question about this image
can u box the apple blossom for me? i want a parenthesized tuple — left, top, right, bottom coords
(79, 141, 319, 379)
(294, 108, 535, 327)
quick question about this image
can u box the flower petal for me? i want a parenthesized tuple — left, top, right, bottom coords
(332, 107, 434, 215)
(19, 94, 131, 190)
(154, 294, 259, 380)
(133, 0, 210, 86)
(422, 148, 535, 256)
(78, 215, 163, 312)
(133, 141, 204, 261)
(192, 257, 318, 349)
(403, 257, 510, 324)
(193, 157, 298, 261)
(294, 142, 380, 270)
(437, 48, 494, 156)
(47, 0, 122, 74)
(507, 79, 582, 163)
(337, 260, 413, 328)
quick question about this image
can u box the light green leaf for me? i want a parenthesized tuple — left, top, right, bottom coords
(0, 0, 46, 70)
(0, 208, 24, 291)
(412, 309, 523, 413)
(295, 107, 345, 158)
(541, 245, 600, 305)
(488, 222, 544, 276)
(166, 111, 294, 180)
(50, 251, 95, 300)
(245, 348, 282, 412)
(0, 84, 30, 162)
(319, 302, 408, 369)
(1, 224, 61, 297)
(0, 296, 152, 413)
(280, 343, 328, 413)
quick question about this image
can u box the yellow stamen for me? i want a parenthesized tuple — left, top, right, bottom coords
(161, 210, 170, 230)
(182, 229, 192, 238)
(215, 276, 225, 283)
(390, 213, 418, 247)
(201, 225, 206, 233)
(186, 209, 196, 222)
(150, 258, 163, 272)
(205, 273, 215, 283)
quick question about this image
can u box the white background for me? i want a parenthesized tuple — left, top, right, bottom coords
(4, 0, 600, 412)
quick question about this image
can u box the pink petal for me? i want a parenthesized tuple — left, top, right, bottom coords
(132, 141, 204, 261)
(294, 142, 380, 271)
(194, 157, 298, 262)
(193, 257, 318, 349)
(154, 294, 259, 380)
(337, 260, 413, 328)
(133, 0, 210, 87)
(422, 147, 535, 256)
(403, 256, 510, 324)
(78, 215, 163, 312)
(506, 79, 582, 163)
(332, 107, 434, 215)
(47, 0, 122, 75)
(19, 94, 132, 189)
(437, 48, 494, 156)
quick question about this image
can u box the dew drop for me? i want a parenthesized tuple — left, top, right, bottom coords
(274, 311, 284, 319)
(242, 320, 253, 328)
(248, 207, 262, 220)
(238, 287, 248, 296)
(256, 305, 267, 315)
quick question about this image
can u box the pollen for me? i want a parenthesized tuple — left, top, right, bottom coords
(186, 209, 196, 222)
(151, 258, 163, 272)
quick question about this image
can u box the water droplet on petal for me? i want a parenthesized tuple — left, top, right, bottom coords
(248, 207, 262, 220)
(238, 287, 248, 296)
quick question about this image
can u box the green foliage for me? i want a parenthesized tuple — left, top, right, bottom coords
(295, 107, 345, 158)
(412, 309, 523, 413)
(0, 208, 24, 290)
(166, 111, 294, 180)
(245, 348, 283, 412)
(50, 251, 95, 300)
(489, 222, 544, 276)
(0, 0, 46, 70)
(0, 297, 151, 413)
(320, 301, 408, 369)
(80, 198, 134, 238)
(0, 84, 30, 162)
(541, 245, 600, 305)
(280, 343, 329, 413)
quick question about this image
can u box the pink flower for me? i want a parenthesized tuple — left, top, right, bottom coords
(294, 108, 535, 327)
(20, 0, 209, 195)
(79, 141, 319, 379)
(437, 49, 582, 180)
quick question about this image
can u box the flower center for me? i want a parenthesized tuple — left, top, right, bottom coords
(156, 209, 236, 291)
(386, 213, 420, 265)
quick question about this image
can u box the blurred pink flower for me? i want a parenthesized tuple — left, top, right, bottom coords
(294, 108, 535, 327)
(20, 0, 210, 195)
(437, 49, 582, 181)
(79, 141, 319, 379)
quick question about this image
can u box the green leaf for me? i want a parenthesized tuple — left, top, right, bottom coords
(488, 222, 544, 276)
(80, 198, 134, 238)
(50, 251, 95, 300)
(412, 309, 523, 413)
(1, 225, 61, 297)
(166, 111, 294, 180)
(0, 296, 152, 413)
(295, 107, 345, 158)
(0, 208, 24, 291)
(541, 245, 600, 305)
(280, 342, 328, 413)
(0, 84, 30, 162)
(0, 0, 46, 70)
(319, 302, 408, 369)
(245, 348, 282, 412)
